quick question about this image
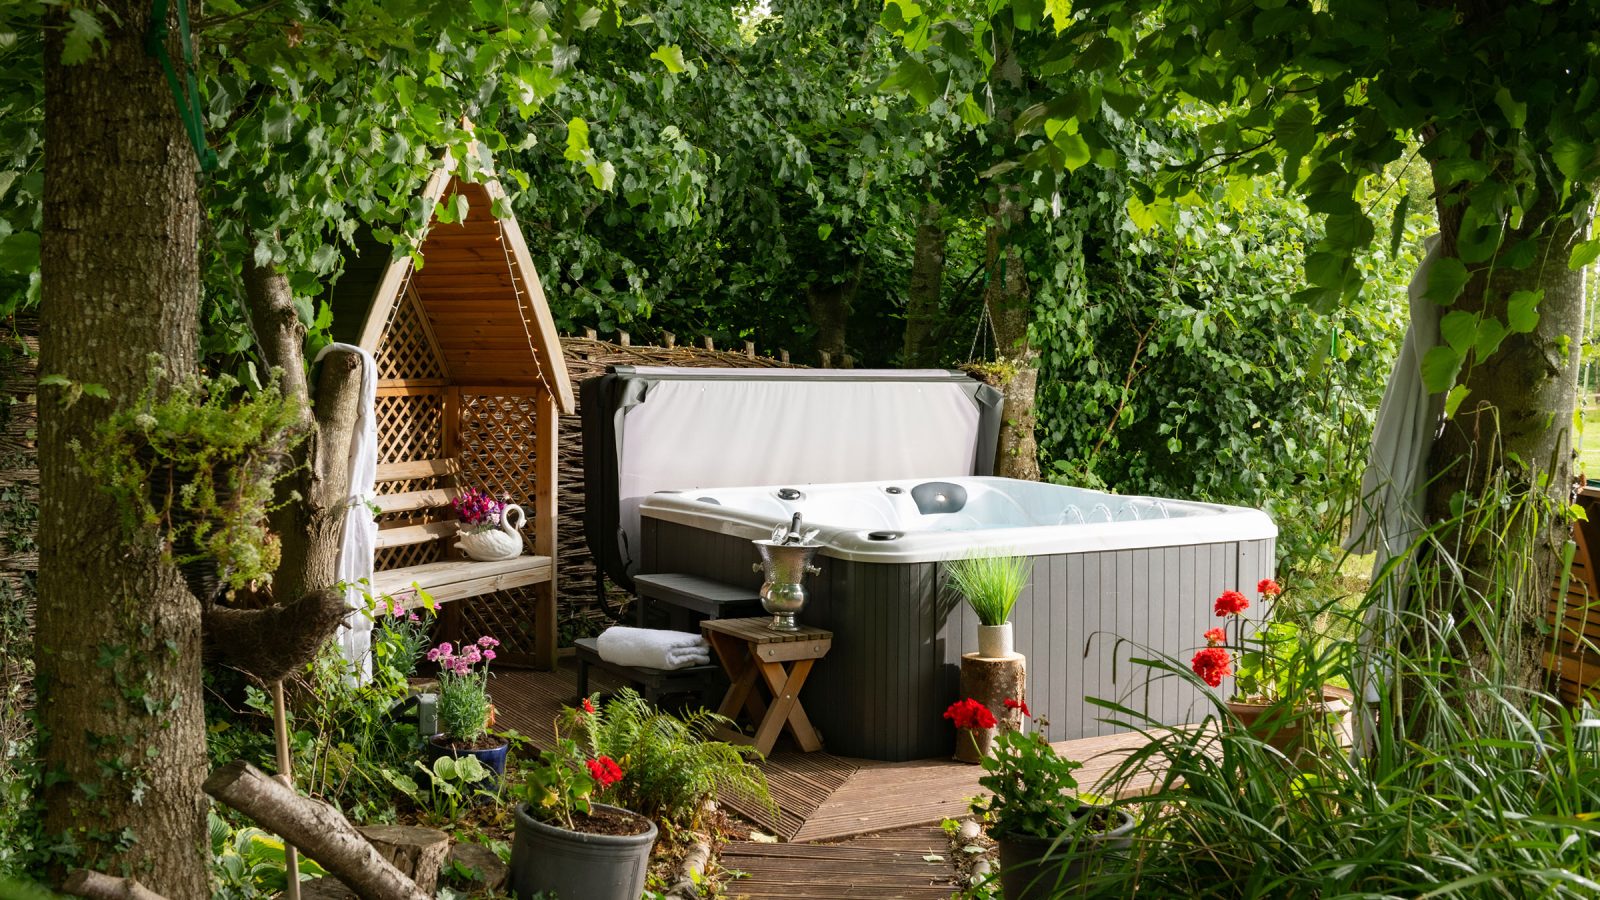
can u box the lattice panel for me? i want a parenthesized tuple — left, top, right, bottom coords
(456, 586, 544, 661)
(376, 540, 445, 572)
(376, 394, 443, 465)
(458, 394, 540, 537)
(376, 292, 446, 381)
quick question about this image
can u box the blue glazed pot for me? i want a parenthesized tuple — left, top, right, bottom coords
(425, 734, 510, 781)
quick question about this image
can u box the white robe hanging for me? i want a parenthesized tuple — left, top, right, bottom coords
(315, 343, 379, 684)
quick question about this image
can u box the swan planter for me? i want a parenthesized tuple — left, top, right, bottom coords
(456, 504, 527, 561)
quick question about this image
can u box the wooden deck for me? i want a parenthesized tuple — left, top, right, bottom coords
(720, 825, 960, 900)
(490, 665, 1167, 843)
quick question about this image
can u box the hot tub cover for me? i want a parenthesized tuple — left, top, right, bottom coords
(582, 367, 1003, 590)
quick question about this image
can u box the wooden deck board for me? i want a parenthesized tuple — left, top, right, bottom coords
(721, 825, 959, 900)
(489, 666, 1175, 845)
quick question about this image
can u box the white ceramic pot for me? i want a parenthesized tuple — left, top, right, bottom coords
(977, 622, 1015, 659)
(456, 504, 526, 561)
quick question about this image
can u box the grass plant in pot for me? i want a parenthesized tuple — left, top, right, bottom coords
(1193, 579, 1352, 762)
(424, 636, 510, 779)
(948, 553, 1031, 658)
(972, 702, 1133, 899)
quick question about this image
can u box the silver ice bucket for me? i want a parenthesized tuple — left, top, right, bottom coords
(752, 540, 822, 631)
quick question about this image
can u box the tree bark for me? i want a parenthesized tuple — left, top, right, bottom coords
(204, 761, 430, 900)
(903, 199, 947, 367)
(36, 3, 210, 895)
(985, 192, 1041, 481)
(198, 249, 363, 682)
(1421, 188, 1586, 694)
(806, 260, 861, 365)
(357, 825, 450, 895)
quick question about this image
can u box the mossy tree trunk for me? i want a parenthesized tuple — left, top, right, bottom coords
(985, 191, 1040, 481)
(903, 198, 946, 368)
(36, 2, 210, 893)
(1420, 187, 1586, 695)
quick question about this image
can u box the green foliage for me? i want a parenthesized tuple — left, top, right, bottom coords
(945, 554, 1031, 627)
(75, 359, 308, 590)
(385, 755, 495, 824)
(515, 728, 601, 831)
(0, 21, 42, 317)
(567, 689, 773, 829)
(436, 674, 492, 745)
(971, 728, 1084, 840)
(1077, 486, 1600, 896)
(209, 810, 328, 899)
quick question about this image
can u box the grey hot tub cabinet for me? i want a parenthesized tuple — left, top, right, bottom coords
(642, 517, 1274, 761)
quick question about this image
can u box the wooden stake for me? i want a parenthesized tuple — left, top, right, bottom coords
(702, 336, 715, 351)
(272, 682, 302, 900)
(663, 332, 677, 348)
(618, 330, 630, 347)
(780, 349, 790, 364)
(582, 327, 597, 340)
(819, 351, 832, 369)
(743, 340, 755, 358)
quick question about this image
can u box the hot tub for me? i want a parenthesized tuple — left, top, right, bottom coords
(639, 477, 1276, 761)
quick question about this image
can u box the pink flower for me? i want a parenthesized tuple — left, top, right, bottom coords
(426, 648, 441, 662)
(483, 649, 496, 661)
(477, 636, 500, 648)
(437, 642, 454, 655)
(408, 612, 421, 623)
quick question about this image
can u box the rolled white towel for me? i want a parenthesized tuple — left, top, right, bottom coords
(596, 626, 713, 670)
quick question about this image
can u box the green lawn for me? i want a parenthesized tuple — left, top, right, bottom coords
(1583, 407, 1600, 480)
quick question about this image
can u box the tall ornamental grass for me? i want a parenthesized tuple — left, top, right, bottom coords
(1056, 484, 1600, 897)
(948, 554, 1032, 626)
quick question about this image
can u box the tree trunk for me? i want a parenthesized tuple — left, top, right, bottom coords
(806, 261, 860, 365)
(1420, 189, 1586, 694)
(903, 199, 947, 367)
(985, 192, 1040, 481)
(36, 2, 210, 894)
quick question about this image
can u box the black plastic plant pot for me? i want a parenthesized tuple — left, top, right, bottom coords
(510, 802, 657, 900)
(996, 805, 1135, 900)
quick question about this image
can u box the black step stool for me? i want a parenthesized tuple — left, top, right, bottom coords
(573, 637, 724, 708)
(633, 573, 763, 628)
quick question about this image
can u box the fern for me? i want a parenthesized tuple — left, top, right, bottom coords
(567, 689, 775, 829)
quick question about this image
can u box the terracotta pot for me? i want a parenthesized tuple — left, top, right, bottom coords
(1227, 688, 1353, 761)
(996, 805, 1134, 900)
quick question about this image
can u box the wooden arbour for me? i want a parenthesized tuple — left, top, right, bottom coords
(330, 158, 574, 669)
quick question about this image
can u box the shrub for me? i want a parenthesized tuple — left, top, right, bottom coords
(567, 689, 773, 829)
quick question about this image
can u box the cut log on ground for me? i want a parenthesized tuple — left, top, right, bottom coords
(356, 825, 449, 895)
(956, 652, 1027, 762)
(61, 870, 171, 900)
(203, 760, 428, 900)
(445, 842, 509, 894)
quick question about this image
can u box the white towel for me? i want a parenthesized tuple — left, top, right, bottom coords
(316, 343, 379, 685)
(596, 626, 713, 670)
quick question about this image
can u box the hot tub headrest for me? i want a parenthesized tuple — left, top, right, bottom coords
(910, 481, 968, 515)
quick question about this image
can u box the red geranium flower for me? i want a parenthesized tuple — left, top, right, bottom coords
(1203, 627, 1227, 646)
(1003, 697, 1031, 717)
(1191, 647, 1233, 688)
(581, 697, 596, 715)
(943, 698, 997, 731)
(586, 755, 624, 788)
(1214, 590, 1250, 617)
(1257, 578, 1282, 597)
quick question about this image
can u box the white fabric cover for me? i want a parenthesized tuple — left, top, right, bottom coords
(1345, 235, 1443, 710)
(315, 343, 380, 684)
(617, 376, 981, 571)
(596, 626, 712, 670)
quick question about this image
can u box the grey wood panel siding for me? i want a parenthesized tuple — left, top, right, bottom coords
(641, 518, 1276, 761)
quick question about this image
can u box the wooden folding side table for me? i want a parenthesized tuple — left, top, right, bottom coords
(700, 617, 833, 756)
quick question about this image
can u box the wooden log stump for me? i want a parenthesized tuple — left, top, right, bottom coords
(955, 652, 1026, 763)
(446, 842, 509, 894)
(357, 825, 450, 895)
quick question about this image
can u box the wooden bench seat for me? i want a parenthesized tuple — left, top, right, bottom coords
(634, 573, 762, 628)
(373, 555, 554, 610)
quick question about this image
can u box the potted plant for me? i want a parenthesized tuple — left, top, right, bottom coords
(508, 699, 657, 900)
(1192, 579, 1352, 759)
(452, 486, 526, 561)
(947, 553, 1031, 658)
(972, 700, 1133, 899)
(424, 636, 510, 779)
(78, 358, 308, 599)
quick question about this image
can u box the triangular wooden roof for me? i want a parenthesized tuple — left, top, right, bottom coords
(345, 153, 575, 414)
